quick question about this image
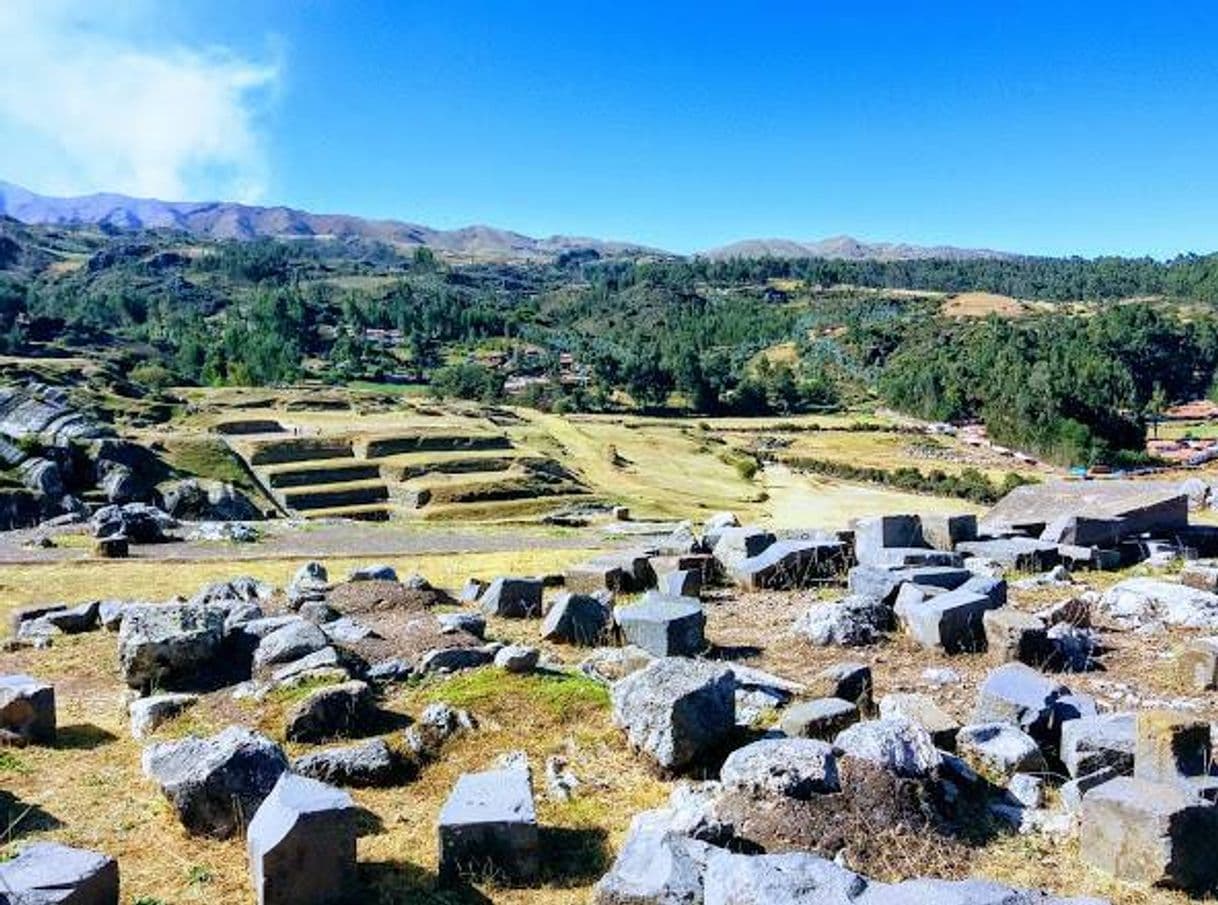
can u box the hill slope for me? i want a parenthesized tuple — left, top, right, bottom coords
(701, 234, 1013, 261)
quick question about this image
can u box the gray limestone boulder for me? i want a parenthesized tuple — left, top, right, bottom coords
(1060, 712, 1136, 778)
(833, 719, 942, 778)
(1099, 578, 1218, 630)
(142, 726, 289, 839)
(719, 738, 840, 799)
(779, 697, 859, 740)
(494, 644, 540, 673)
(118, 604, 226, 691)
(247, 773, 357, 905)
(292, 738, 401, 788)
(253, 620, 329, 672)
(437, 763, 540, 884)
(703, 850, 867, 905)
(732, 539, 846, 590)
(479, 577, 544, 618)
(0, 841, 119, 905)
(793, 594, 893, 647)
(898, 587, 1002, 653)
(612, 658, 735, 773)
(284, 680, 376, 743)
(591, 808, 713, 905)
(541, 591, 612, 645)
(955, 723, 1047, 781)
(972, 663, 1073, 748)
(0, 673, 55, 744)
(616, 594, 707, 657)
(348, 563, 398, 582)
(129, 692, 198, 740)
(878, 693, 958, 750)
(437, 611, 487, 639)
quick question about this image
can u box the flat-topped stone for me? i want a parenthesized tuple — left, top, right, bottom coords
(780, 697, 859, 740)
(972, 663, 1073, 747)
(437, 765, 540, 883)
(1060, 712, 1135, 778)
(898, 588, 1002, 653)
(0, 841, 119, 905)
(732, 539, 846, 590)
(0, 673, 55, 743)
(616, 593, 706, 657)
(720, 737, 840, 798)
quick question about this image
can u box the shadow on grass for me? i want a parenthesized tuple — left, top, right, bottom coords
(358, 861, 492, 904)
(1, 789, 63, 841)
(538, 825, 611, 885)
(705, 643, 764, 661)
(55, 723, 118, 751)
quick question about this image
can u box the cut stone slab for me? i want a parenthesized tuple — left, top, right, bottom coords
(1060, 712, 1135, 778)
(1080, 776, 1218, 891)
(853, 514, 924, 565)
(567, 551, 655, 594)
(43, 600, 100, 634)
(956, 722, 1047, 782)
(779, 697, 859, 740)
(1175, 636, 1218, 690)
(878, 693, 959, 750)
(1180, 561, 1218, 593)
(983, 609, 1050, 665)
(437, 611, 487, 639)
(731, 539, 846, 590)
(833, 718, 942, 778)
(703, 850, 867, 905)
(437, 764, 540, 884)
(0, 674, 55, 744)
(591, 808, 712, 905)
(956, 538, 1061, 572)
(1133, 710, 1212, 783)
(1061, 766, 1120, 813)
(292, 738, 400, 788)
(417, 646, 495, 674)
(118, 604, 226, 691)
(247, 773, 357, 905)
(847, 564, 972, 605)
(972, 663, 1073, 748)
(129, 692, 198, 740)
(0, 841, 119, 905)
(271, 647, 344, 684)
(541, 592, 611, 646)
(479, 577, 544, 618)
(809, 662, 873, 713)
(898, 588, 1002, 653)
(1040, 515, 1124, 548)
(284, 680, 376, 743)
(142, 726, 289, 839)
(494, 644, 540, 673)
(720, 737, 840, 798)
(616, 594, 706, 657)
(919, 513, 978, 551)
(711, 526, 776, 573)
(611, 658, 735, 773)
(660, 569, 702, 599)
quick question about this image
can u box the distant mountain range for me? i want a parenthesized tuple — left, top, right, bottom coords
(0, 179, 1013, 263)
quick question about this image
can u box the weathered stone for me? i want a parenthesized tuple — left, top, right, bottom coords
(611, 658, 735, 772)
(437, 764, 540, 884)
(437, 611, 487, 639)
(92, 502, 175, 544)
(658, 520, 701, 556)
(292, 738, 400, 788)
(298, 600, 340, 624)
(459, 578, 487, 603)
(320, 616, 377, 644)
(142, 726, 289, 839)
(711, 526, 776, 573)
(366, 658, 413, 684)
(703, 850, 866, 904)
(98, 600, 128, 631)
(41, 600, 100, 634)
(540, 592, 611, 645)
(833, 718, 942, 778)
(878, 693, 958, 749)
(285, 680, 376, 743)
(0, 674, 55, 744)
(247, 773, 357, 905)
(271, 647, 344, 683)
(1008, 772, 1045, 808)
(1080, 776, 1218, 890)
(847, 564, 972, 605)
(956, 723, 1047, 781)
(591, 808, 713, 905)
(1099, 578, 1218, 630)
(404, 702, 476, 759)
(809, 662, 873, 713)
(779, 697, 859, 740)
(956, 538, 1061, 571)
(1133, 710, 1211, 783)
(919, 513, 978, 551)
(118, 604, 226, 691)
(1180, 561, 1218, 593)
(129, 692, 198, 739)
(660, 569, 702, 599)
(494, 644, 540, 673)
(1061, 766, 1120, 813)
(1040, 515, 1124, 548)
(253, 621, 329, 672)
(417, 646, 495, 674)
(1060, 712, 1135, 778)
(732, 539, 846, 590)
(721, 737, 840, 799)
(617, 594, 706, 657)
(568, 551, 656, 594)
(793, 594, 894, 647)
(972, 663, 1072, 748)
(899, 588, 1002, 653)
(480, 577, 544, 618)
(853, 514, 923, 564)
(983, 609, 1050, 665)
(348, 563, 397, 582)
(1175, 636, 1218, 690)
(0, 841, 119, 905)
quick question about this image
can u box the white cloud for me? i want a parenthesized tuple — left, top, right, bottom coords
(0, 2, 279, 202)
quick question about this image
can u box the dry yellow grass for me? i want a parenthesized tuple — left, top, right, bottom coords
(943, 291, 1030, 318)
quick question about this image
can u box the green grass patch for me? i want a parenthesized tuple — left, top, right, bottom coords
(0, 751, 30, 774)
(160, 437, 262, 499)
(423, 668, 609, 721)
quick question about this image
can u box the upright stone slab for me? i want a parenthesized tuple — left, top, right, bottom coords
(1060, 712, 1136, 778)
(0, 841, 119, 905)
(479, 577, 544, 618)
(1081, 776, 1218, 891)
(1134, 710, 1212, 783)
(247, 773, 357, 905)
(898, 588, 1002, 653)
(437, 765, 540, 884)
(616, 593, 706, 657)
(972, 662, 1072, 748)
(540, 592, 611, 645)
(0, 673, 55, 743)
(919, 513, 978, 551)
(711, 527, 775, 573)
(731, 539, 846, 590)
(983, 609, 1050, 665)
(853, 514, 924, 565)
(660, 569, 702, 599)
(1175, 637, 1218, 690)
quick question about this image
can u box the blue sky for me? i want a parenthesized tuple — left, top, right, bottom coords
(2, 1, 1217, 256)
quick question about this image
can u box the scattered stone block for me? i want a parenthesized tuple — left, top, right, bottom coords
(271, 647, 344, 683)
(660, 568, 702, 598)
(732, 539, 846, 590)
(972, 663, 1072, 748)
(142, 726, 289, 839)
(878, 693, 958, 749)
(720, 737, 840, 798)
(417, 646, 495, 674)
(591, 808, 712, 905)
(1060, 712, 1136, 778)
(611, 658, 735, 772)
(1008, 772, 1045, 808)
(1061, 766, 1120, 813)
(253, 620, 329, 671)
(919, 513, 978, 551)
(1099, 578, 1218, 630)
(0, 841, 119, 905)
(494, 644, 540, 673)
(1133, 710, 1211, 783)
(1040, 515, 1124, 547)
(0, 674, 55, 744)
(43, 600, 100, 634)
(779, 697, 859, 740)
(710, 527, 776, 573)
(285, 680, 376, 743)
(983, 609, 1050, 665)
(616, 593, 706, 657)
(247, 773, 357, 905)
(703, 850, 866, 905)
(1175, 636, 1218, 690)
(129, 692, 198, 739)
(118, 604, 226, 691)
(833, 718, 942, 778)
(1080, 776, 1218, 890)
(810, 662, 872, 713)
(94, 535, 129, 558)
(437, 764, 540, 884)
(479, 577, 544, 618)
(792, 594, 894, 647)
(853, 514, 923, 564)
(540, 592, 610, 645)
(567, 552, 655, 594)
(292, 738, 401, 787)
(899, 588, 1002, 653)
(349, 563, 397, 582)
(1180, 561, 1218, 593)
(956, 538, 1061, 572)
(956, 722, 1047, 781)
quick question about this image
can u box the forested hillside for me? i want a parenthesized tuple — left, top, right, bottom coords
(4, 215, 1218, 466)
